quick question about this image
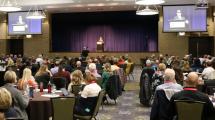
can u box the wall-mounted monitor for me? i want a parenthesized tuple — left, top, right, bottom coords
(8, 12, 42, 35)
(163, 5, 207, 32)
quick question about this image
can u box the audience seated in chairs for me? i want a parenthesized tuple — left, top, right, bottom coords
(67, 70, 86, 95)
(173, 66, 184, 85)
(101, 63, 113, 90)
(181, 55, 191, 73)
(155, 68, 182, 91)
(50, 61, 60, 75)
(87, 63, 101, 78)
(202, 61, 215, 80)
(3, 71, 29, 120)
(17, 68, 38, 90)
(111, 58, 120, 72)
(126, 62, 135, 81)
(125, 58, 133, 75)
(0, 88, 17, 119)
(35, 65, 52, 89)
(150, 68, 182, 120)
(151, 63, 166, 93)
(53, 65, 71, 88)
(142, 60, 155, 80)
(74, 74, 101, 116)
(94, 59, 103, 75)
(74, 61, 85, 74)
(168, 72, 215, 120)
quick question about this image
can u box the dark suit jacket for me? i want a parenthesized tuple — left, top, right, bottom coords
(150, 90, 171, 120)
(168, 88, 215, 120)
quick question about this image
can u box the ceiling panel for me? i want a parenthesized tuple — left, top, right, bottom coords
(1, 0, 214, 12)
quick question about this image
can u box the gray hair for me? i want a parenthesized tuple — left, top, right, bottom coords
(89, 63, 97, 71)
(163, 68, 175, 82)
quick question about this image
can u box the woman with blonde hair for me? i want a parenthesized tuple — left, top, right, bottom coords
(35, 65, 52, 77)
(35, 65, 52, 89)
(7, 57, 14, 67)
(67, 70, 85, 92)
(18, 68, 37, 90)
(3, 70, 29, 120)
(0, 88, 12, 110)
(0, 87, 17, 118)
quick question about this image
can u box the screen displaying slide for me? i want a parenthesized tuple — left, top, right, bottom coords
(163, 5, 207, 32)
(8, 12, 42, 35)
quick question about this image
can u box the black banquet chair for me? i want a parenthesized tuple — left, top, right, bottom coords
(51, 77, 66, 90)
(74, 90, 106, 120)
(71, 84, 85, 96)
(204, 80, 215, 95)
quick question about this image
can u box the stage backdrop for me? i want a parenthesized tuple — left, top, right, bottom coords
(51, 11, 158, 52)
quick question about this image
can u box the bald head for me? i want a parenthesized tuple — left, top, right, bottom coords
(185, 72, 199, 87)
(76, 61, 81, 67)
(164, 68, 175, 82)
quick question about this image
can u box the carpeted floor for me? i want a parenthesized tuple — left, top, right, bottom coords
(98, 90, 151, 120)
(97, 66, 151, 120)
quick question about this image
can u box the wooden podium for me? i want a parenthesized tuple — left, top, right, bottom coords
(97, 41, 104, 52)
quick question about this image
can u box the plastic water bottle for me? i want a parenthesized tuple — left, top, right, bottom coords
(52, 84, 56, 94)
(29, 86, 34, 98)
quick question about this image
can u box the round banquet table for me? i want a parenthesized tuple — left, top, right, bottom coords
(27, 90, 66, 120)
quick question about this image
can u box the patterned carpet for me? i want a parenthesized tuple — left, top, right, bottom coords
(98, 90, 151, 120)
(97, 66, 151, 120)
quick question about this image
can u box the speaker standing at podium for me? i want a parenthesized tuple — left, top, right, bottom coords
(97, 36, 104, 52)
(169, 10, 189, 30)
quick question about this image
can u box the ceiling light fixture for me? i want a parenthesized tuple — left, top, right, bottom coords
(136, 6, 159, 15)
(178, 32, 186, 36)
(26, 5, 46, 19)
(196, 0, 208, 9)
(0, 0, 21, 12)
(135, 0, 165, 5)
(26, 35, 32, 38)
